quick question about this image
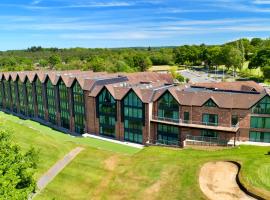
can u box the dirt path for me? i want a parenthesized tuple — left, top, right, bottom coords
(199, 161, 255, 200)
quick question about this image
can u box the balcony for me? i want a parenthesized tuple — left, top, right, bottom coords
(151, 116, 239, 132)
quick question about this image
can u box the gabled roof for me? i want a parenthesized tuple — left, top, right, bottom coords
(202, 98, 218, 107)
(192, 81, 265, 93)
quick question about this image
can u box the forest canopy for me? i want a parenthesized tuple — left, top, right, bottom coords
(0, 37, 270, 78)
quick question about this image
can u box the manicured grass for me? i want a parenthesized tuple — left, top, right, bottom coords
(36, 146, 270, 200)
(0, 112, 269, 199)
(0, 112, 140, 178)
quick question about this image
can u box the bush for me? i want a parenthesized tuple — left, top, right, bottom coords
(0, 129, 38, 199)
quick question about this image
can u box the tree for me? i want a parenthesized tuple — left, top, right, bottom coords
(87, 56, 107, 72)
(111, 61, 134, 73)
(0, 129, 38, 199)
(133, 54, 152, 71)
(203, 46, 222, 67)
(220, 45, 243, 74)
(39, 59, 48, 68)
(262, 66, 270, 79)
(48, 55, 61, 68)
(170, 66, 185, 82)
(250, 38, 263, 47)
(249, 48, 270, 69)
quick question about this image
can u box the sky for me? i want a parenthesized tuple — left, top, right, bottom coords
(0, 0, 270, 50)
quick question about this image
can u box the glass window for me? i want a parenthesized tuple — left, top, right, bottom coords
(35, 78, 45, 119)
(157, 92, 179, 122)
(0, 81, 4, 107)
(249, 131, 270, 143)
(231, 115, 238, 127)
(202, 113, 218, 126)
(123, 91, 144, 144)
(157, 124, 179, 145)
(10, 80, 18, 113)
(204, 99, 217, 107)
(46, 79, 56, 124)
(18, 81, 27, 115)
(184, 112, 189, 123)
(250, 116, 270, 129)
(201, 130, 218, 138)
(26, 79, 34, 117)
(252, 96, 270, 114)
(98, 88, 116, 138)
(59, 80, 70, 129)
(4, 80, 12, 110)
(72, 81, 85, 134)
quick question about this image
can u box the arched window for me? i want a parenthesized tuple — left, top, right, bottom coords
(72, 81, 85, 134)
(59, 80, 70, 129)
(123, 91, 144, 144)
(157, 92, 179, 122)
(46, 79, 56, 124)
(98, 88, 116, 138)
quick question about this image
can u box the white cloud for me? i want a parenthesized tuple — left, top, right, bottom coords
(253, 0, 270, 4)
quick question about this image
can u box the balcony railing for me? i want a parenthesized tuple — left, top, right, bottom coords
(147, 139, 181, 147)
(185, 135, 229, 146)
(151, 115, 239, 132)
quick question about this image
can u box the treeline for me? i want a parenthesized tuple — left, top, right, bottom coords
(0, 37, 270, 79)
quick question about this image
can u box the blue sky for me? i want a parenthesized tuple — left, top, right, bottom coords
(0, 0, 270, 50)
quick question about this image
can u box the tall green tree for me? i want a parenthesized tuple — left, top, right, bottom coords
(133, 54, 152, 71)
(249, 48, 270, 69)
(48, 55, 61, 68)
(220, 45, 243, 74)
(0, 129, 38, 199)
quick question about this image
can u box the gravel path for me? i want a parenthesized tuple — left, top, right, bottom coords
(199, 161, 255, 200)
(37, 147, 84, 190)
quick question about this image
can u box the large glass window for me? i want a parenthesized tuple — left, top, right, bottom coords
(201, 130, 218, 138)
(10, 81, 18, 113)
(35, 78, 45, 119)
(26, 80, 34, 117)
(157, 92, 179, 122)
(18, 81, 27, 115)
(252, 96, 270, 114)
(98, 88, 116, 138)
(46, 79, 56, 124)
(249, 131, 270, 143)
(72, 81, 85, 134)
(123, 91, 144, 144)
(202, 113, 218, 126)
(4, 80, 12, 110)
(59, 80, 70, 129)
(157, 124, 179, 145)
(250, 116, 270, 129)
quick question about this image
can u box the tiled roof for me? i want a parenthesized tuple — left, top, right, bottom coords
(152, 84, 268, 109)
(0, 71, 173, 96)
(192, 81, 265, 93)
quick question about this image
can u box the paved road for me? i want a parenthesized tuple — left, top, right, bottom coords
(37, 147, 84, 190)
(179, 69, 218, 83)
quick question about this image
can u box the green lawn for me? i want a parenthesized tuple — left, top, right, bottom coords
(0, 111, 269, 199)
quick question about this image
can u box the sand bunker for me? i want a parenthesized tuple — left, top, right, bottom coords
(199, 161, 255, 200)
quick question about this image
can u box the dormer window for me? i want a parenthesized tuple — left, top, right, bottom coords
(204, 99, 217, 107)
